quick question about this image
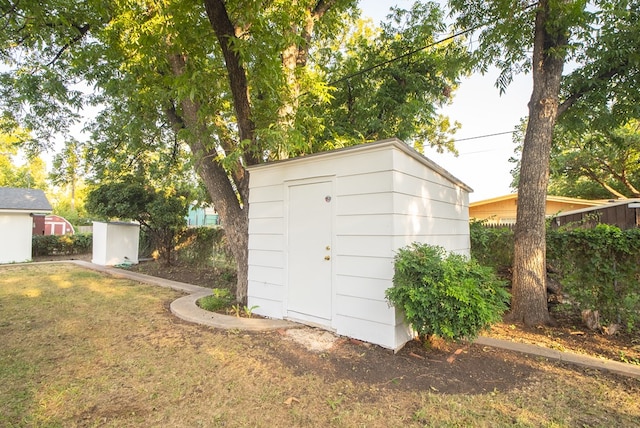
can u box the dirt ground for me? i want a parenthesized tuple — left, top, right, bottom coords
(36, 254, 640, 368)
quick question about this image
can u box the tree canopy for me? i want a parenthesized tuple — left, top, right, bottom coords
(0, 0, 471, 301)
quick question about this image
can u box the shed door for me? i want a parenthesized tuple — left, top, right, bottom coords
(287, 180, 333, 325)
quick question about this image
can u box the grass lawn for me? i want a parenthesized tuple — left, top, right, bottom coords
(1, 263, 639, 427)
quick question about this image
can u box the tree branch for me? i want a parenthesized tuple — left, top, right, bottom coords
(45, 23, 91, 67)
(557, 59, 627, 118)
(202, 0, 258, 165)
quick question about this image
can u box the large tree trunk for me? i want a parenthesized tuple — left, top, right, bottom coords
(508, 0, 567, 326)
(167, 52, 251, 303)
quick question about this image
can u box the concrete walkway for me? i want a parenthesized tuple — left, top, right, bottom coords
(24, 260, 640, 379)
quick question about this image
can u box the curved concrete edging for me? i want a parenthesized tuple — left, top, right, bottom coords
(13, 260, 639, 379)
(170, 291, 297, 331)
(67, 260, 300, 331)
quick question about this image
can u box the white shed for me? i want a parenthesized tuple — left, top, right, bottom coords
(92, 221, 140, 266)
(246, 139, 473, 350)
(0, 187, 52, 264)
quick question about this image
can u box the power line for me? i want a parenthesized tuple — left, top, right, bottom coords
(454, 130, 516, 142)
(329, 2, 540, 86)
(329, 23, 483, 86)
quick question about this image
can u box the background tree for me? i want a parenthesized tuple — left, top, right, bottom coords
(449, 0, 640, 325)
(49, 138, 85, 210)
(0, 0, 470, 302)
(86, 180, 191, 266)
(0, 120, 48, 189)
(547, 120, 640, 199)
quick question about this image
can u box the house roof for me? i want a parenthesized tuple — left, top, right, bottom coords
(246, 138, 473, 193)
(0, 187, 53, 212)
(552, 198, 640, 217)
(469, 193, 608, 208)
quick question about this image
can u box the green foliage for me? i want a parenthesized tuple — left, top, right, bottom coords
(548, 120, 640, 199)
(469, 220, 514, 271)
(32, 233, 92, 257)
(197, 289, 235, 312)
(547, 225, 640, 332)
(86, 180, 190, 265)
(386, 243, 510, 342)
(176, 227, 232, 267)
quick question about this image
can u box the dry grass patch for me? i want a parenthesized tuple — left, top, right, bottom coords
(0, 263, 639, 427)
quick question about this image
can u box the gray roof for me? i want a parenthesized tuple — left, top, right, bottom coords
(0, 187, 52, 212)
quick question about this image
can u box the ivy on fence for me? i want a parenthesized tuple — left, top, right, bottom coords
(547, 225, 640, 332)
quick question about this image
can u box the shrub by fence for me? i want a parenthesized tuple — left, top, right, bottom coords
(32, 233, 93, 257)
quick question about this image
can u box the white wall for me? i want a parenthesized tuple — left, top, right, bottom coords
(247, 140, 471, 350)
(0, 213, 33, 264)
(92, 221, 140, 266)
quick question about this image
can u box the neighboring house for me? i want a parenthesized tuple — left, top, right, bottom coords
(551, 199, 640, 230)
(246, 138, 472, 351)
(186, 205, 220, 227)
(0, 187, 52, 264)
(469, 193, 607, 225)
(44, 215, 75, 235)
(33, 214, 75, 235)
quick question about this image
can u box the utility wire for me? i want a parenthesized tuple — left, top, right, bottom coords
(455, 130, 516, 142)
(329, 2, 540, 86)
(329, 23, 484, 86)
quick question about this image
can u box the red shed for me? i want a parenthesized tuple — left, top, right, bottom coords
(44, 215, 75, 235)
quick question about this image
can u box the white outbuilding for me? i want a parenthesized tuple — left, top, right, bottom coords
(91, 221, 140, 266)
(246, 139, 473, 350)
(0, 187, 52, 264)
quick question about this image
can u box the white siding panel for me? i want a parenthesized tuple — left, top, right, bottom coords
(334, 255, 394, 280)
(247, 280, 286, 301)
(335, 235, 393, 258)
(392, 171, 465, 205)
(248, 249, 284, 268)
(336, 294, 394, 324)
(248, 184, 284, 203)
(337, 171, 395, 195)
(248, 295, 284, 319)
(248, 234, 285, 251)
(337, 193, 394, 216)
(334, 315, 397, 350)
(247, 265, 284, 287)
(248, 217, 284, 234)
(335, 275, 391, 301)
(335, 214, 394, 236)
(392, 193, 466, 218)
(392, 235, 471, 256)
(392, 148, 463, 191)
(248, 201, 283, 219)
(392, 214, 469, 237)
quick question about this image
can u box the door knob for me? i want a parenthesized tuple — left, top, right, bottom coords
(324, 255, 331, 260)
(326, 245, 331, 251)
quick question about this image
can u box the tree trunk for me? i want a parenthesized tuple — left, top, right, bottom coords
(167, 52, 251, 304)
(508, 0, 567, 326)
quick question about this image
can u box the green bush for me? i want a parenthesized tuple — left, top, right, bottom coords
(547, 225, 640, 331)
(469, 220, 514, 271)
(32, 233, 93, 257)
(386, 243, 510, 342)
(197, 288, 235, 311)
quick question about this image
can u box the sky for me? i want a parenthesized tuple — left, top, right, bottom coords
(359, 0, 533, 202)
